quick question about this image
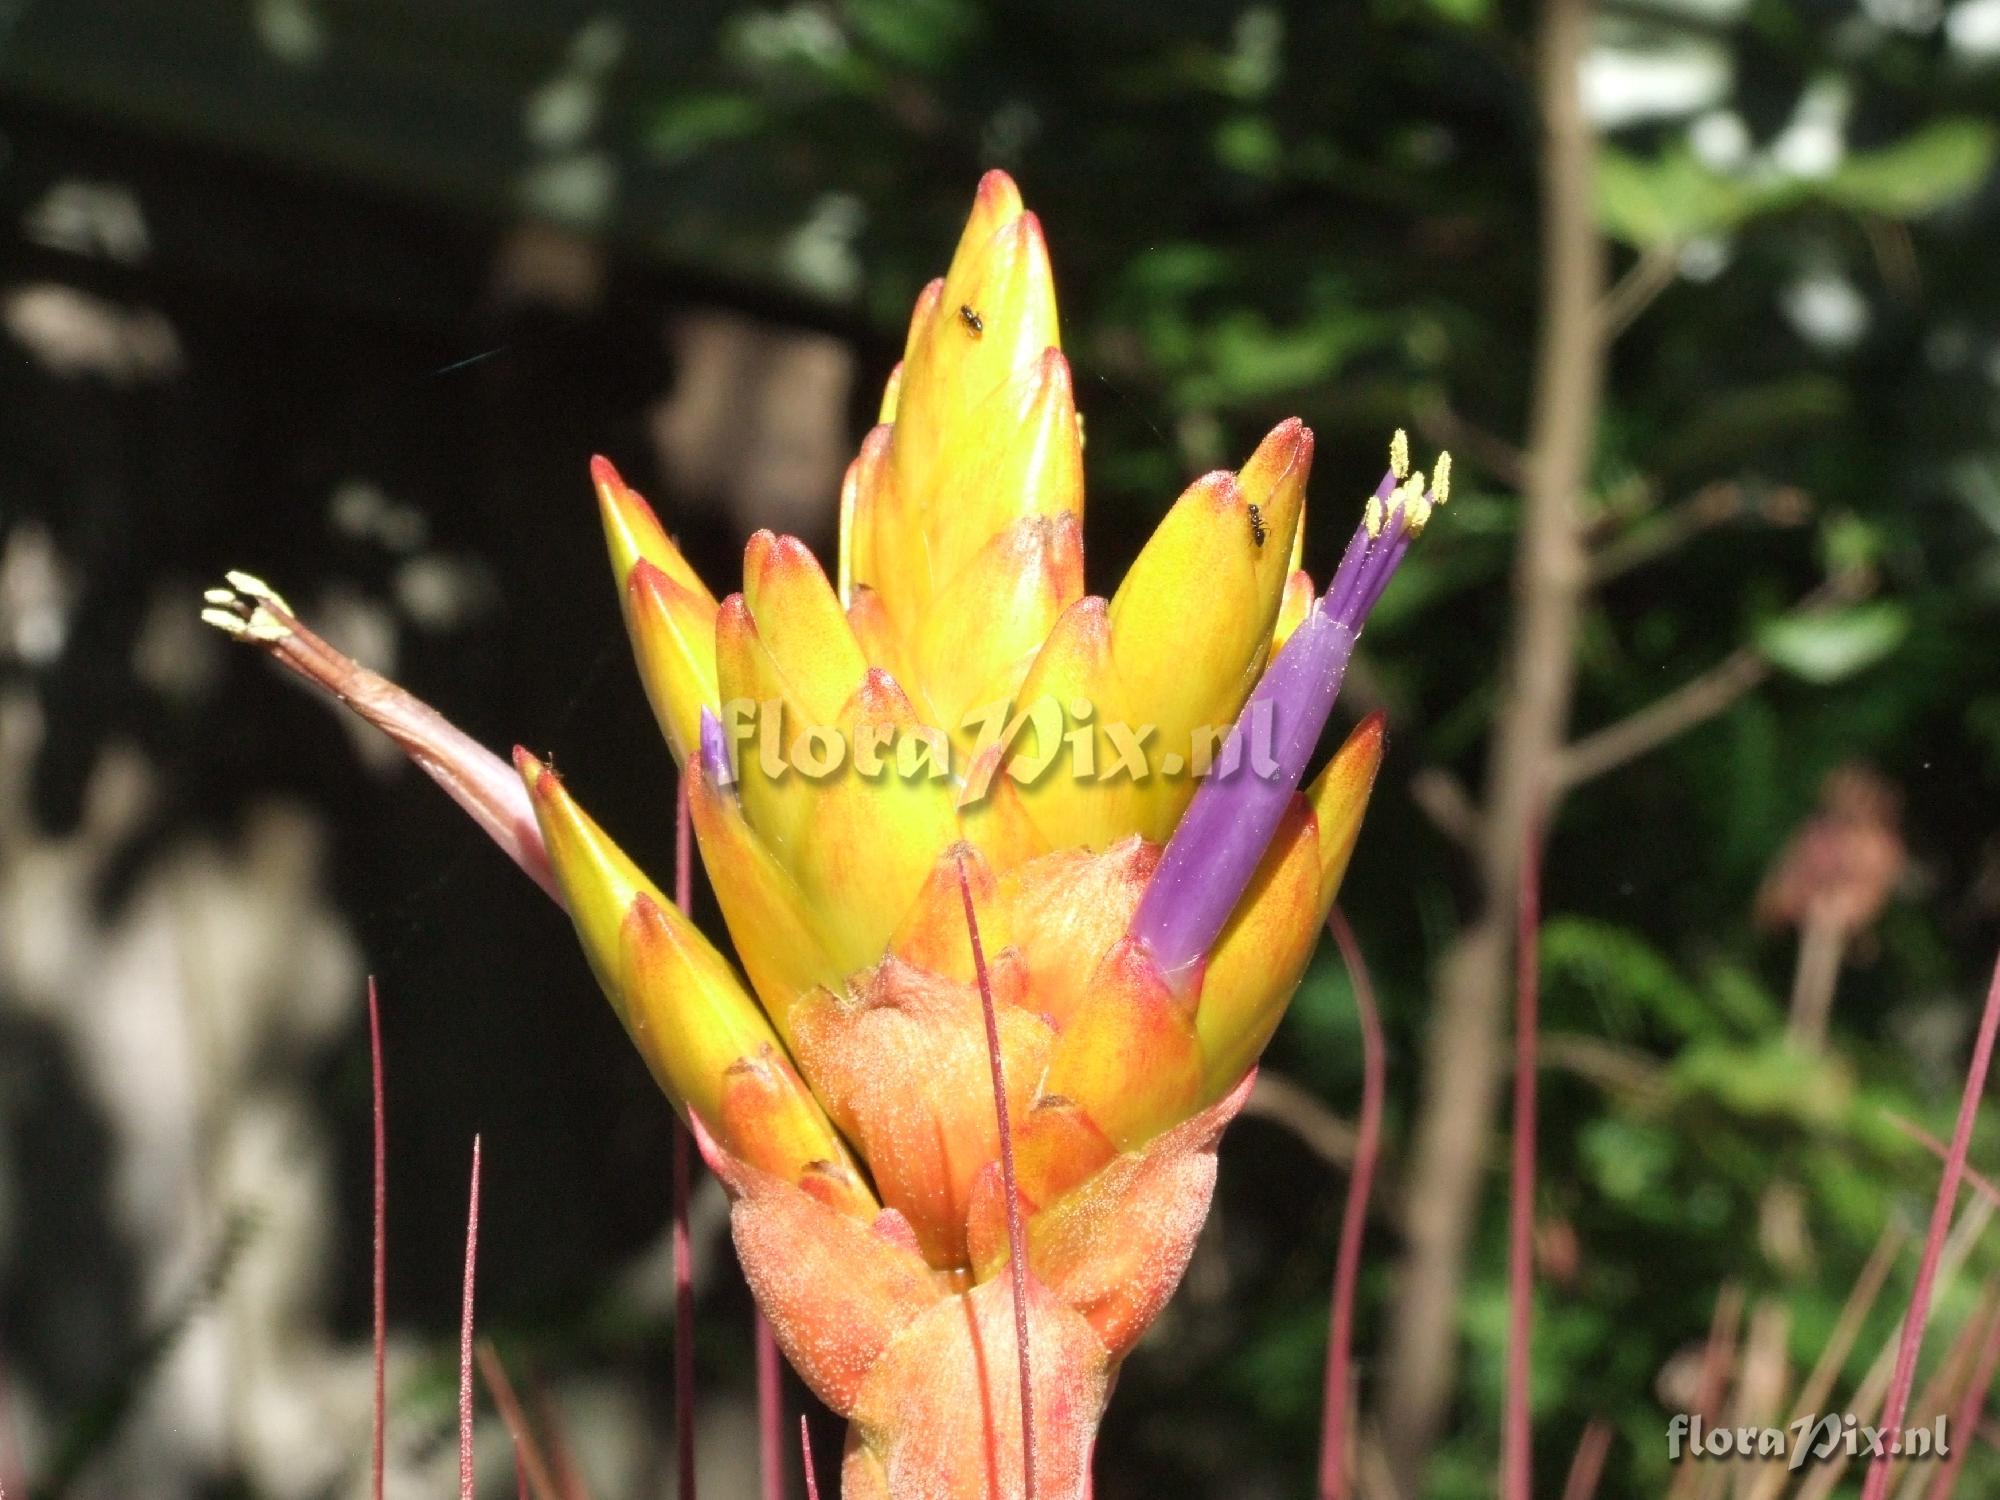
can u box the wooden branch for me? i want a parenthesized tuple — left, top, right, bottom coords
(1414, 398, 1530, 493)
(1557, 646, 1767, 791)
(1409, 767, 1483, 851)
(1585, 479, 1812, 587)
(1595, 241, 1681, 342)
(1555, 567, 1873, 791)
(1380, 0, 1605, 1485)
(1244, 1071, 1358, 1169)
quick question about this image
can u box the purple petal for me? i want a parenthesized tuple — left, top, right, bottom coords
(1129, 605, 1358, 988)
(699, 706, 735, 789)
(1129, 466, 1429, 988)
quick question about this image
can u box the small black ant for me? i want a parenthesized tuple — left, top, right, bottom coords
(958, 304, 984, 337)
(1247, 502, 1268, 548)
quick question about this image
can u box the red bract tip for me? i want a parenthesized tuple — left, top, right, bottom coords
(1318, 909, 1384, 1500)
(369, 979, 387, 1500)
(460, 1135, 483, 1500)
(953, 846, 1037, 1500)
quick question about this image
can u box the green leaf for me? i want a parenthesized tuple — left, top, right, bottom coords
(1822, 120, 1999, 219)
(1670, 1038, 1853, 1127)
(646, 93, 766, 162)
(1422, 0, 1494, 25)
(1595, 145, 1754, 249)
(1756, 602, 1909, 683)
(1541, 917, 1712, 1039)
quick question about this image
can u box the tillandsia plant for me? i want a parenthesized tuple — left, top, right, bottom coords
(204, 171, 1448, 1498)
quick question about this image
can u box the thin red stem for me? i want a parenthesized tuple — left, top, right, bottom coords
(800, 1414, 821, 1500)
(1926, 1297, 2000, 1500)
(668, 779, 700, 1500)
(517, 1439, 530, 1500)
(461, 1135, 484, 1500)
(757, 1318, 784, 1500)
(1884, 1112, 2000, 1210)
(532, 1381, 591, 1500)
(953, 849, 1036, 1500)
(1503, 823, 1542, 1500)
(1863, 948, 2000, 1500)
(369, 978, 387, 1500)
(477, 1341, 565, 1500)
(1560, 1419, 1611, 1500)
(1318, 906, 1385, 1500)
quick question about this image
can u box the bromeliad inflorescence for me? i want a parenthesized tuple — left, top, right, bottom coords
(205, 171, 1446, 1499)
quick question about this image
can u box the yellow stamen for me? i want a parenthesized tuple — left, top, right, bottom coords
(1388, 428, 1410, 482)
(224, 570, 293, 612)
(1433, 450, 1453, 506)
(1364, 495, 1387, 538)
(202, 573, 298, 644)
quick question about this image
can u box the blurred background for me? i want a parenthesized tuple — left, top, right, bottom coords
(3, 0, 2000, 1495)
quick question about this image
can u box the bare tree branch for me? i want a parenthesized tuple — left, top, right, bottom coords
(1409, 767, 1484, 851)
(1585, 479, 1812, 587)
(1244, 1071, 1358, 1169)
(1555, 567, 1873, 791)
(1595, 241, 1681, 342)
(1380, 0, 1605, 1485)
(1414, 397, 1530, 493)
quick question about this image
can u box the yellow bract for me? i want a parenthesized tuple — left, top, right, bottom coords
(530, 170, 1387, 1280)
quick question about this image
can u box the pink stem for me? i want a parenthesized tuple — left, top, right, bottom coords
(757, 1319, 784, 1500)
(209, 581, 559, 902)
(672, 779, 699, 1500)
(1883, 1113, 2000, 1211)
(1560, 1419, 1611, 1500)
(369, 979, 388, 1500)
(800, 1414, 822, 1500)
(1318, 906, 1385, 1500)
(1503, 824, 1543, 1500)
(461, 1135, 484, 1500)
(953, 850, 1036, 1500)
(517, 1440, 530, 1500)
(1864, 948, 2000, 1500)
(1925, 1298, 2000, 1500)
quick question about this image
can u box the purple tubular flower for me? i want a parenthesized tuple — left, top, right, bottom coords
(699, 706, 735, 789)
(1130, 454, 1440, 989)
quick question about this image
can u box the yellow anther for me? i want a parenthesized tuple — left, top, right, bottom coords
(1364, 495, 1387, 538)
(1404, 493, 1434, 535)
(224, 570, 293, 614)
(202, 575, 296, 645)
(1389, 428, 1410, 482)
(1433, 451, 1453, 506)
